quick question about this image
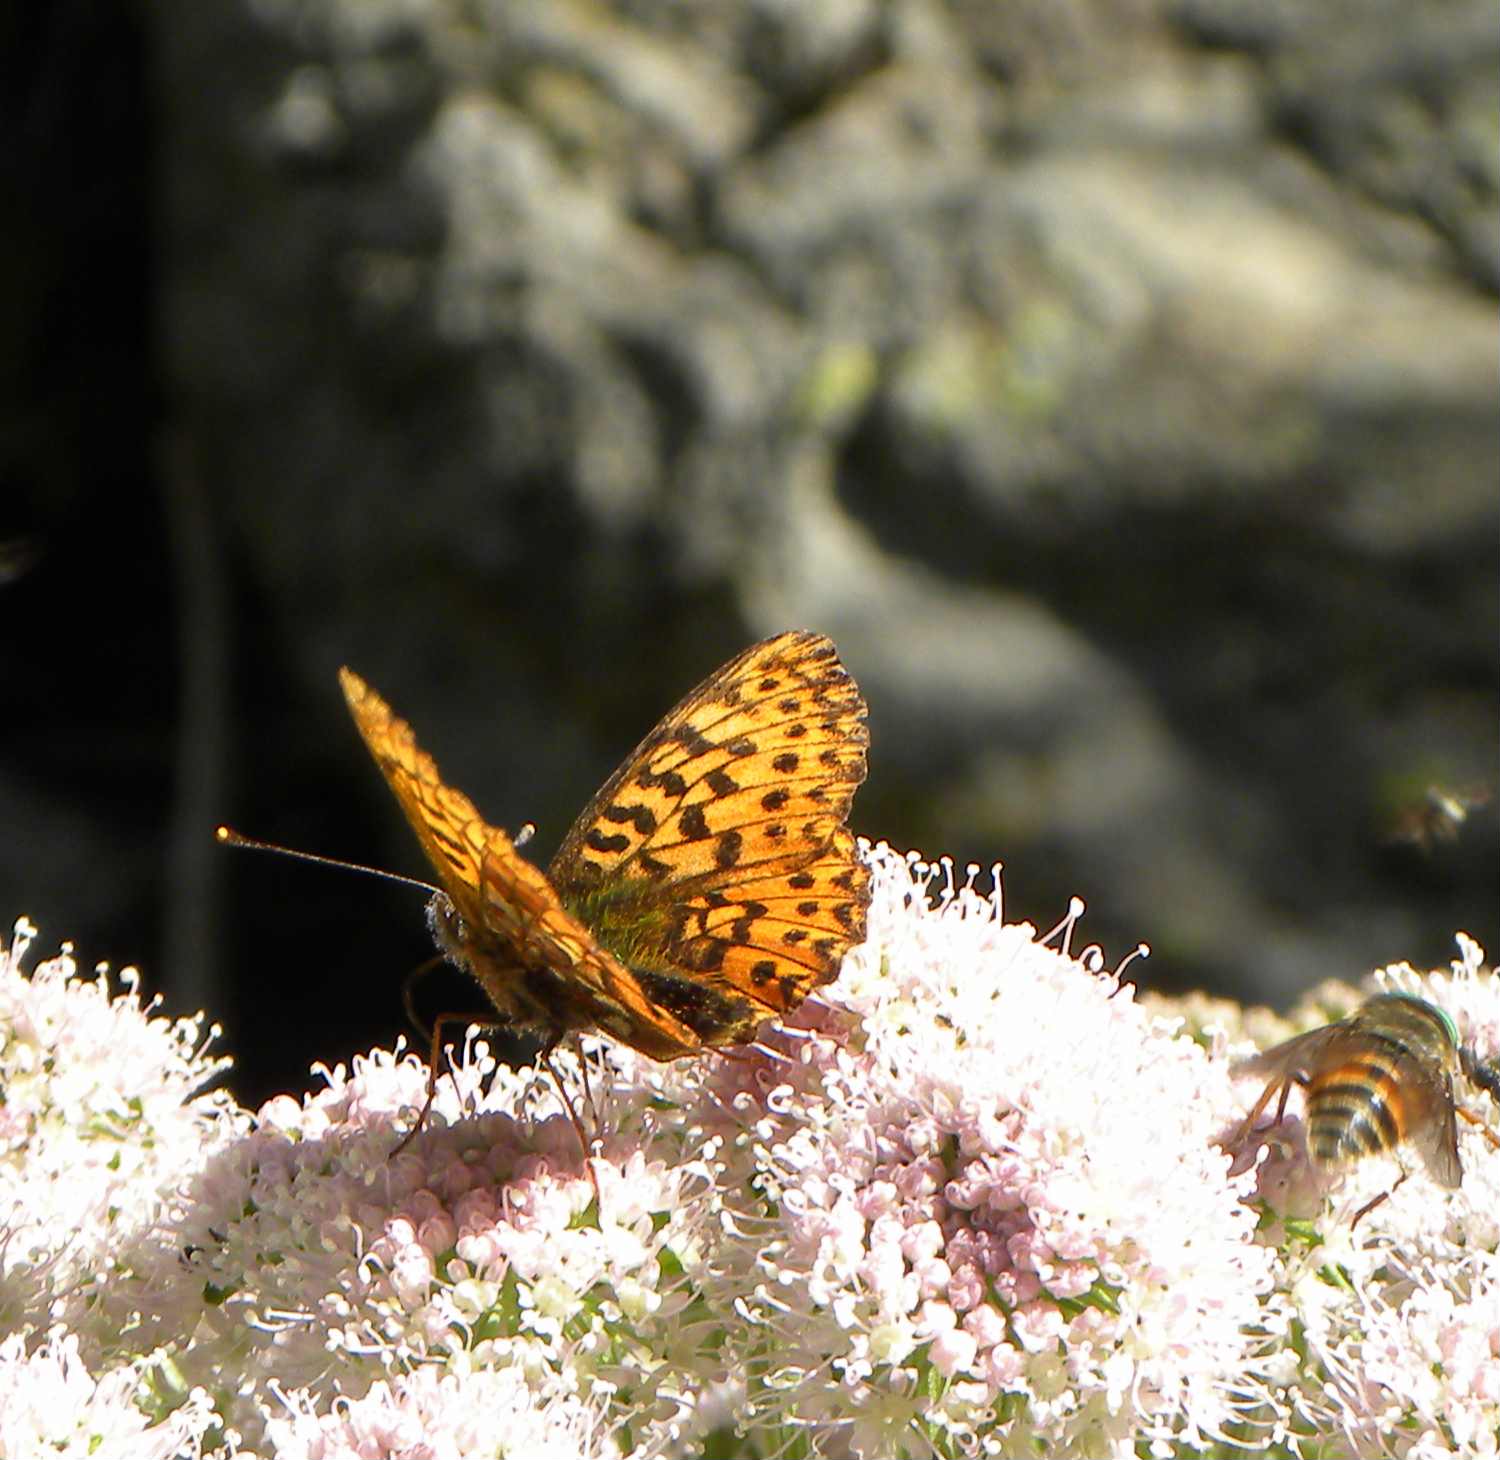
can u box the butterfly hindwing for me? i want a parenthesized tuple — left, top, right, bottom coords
(664, 828, 871, 1014)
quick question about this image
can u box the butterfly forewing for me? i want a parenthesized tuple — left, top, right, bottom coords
(551, 631, 868, 891)
(340, 668, 494, 927)
(472, 838, 709, 1058)
(549, 632, 869, 1023)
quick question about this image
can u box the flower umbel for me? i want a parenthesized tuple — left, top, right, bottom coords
(4, 881, 1496, 1456)
(0, 918, 240, 1338)
(1227, 937, 1500, 1458)
(707, 846, 1278, 1457)
(0, 1327, 217, 1460)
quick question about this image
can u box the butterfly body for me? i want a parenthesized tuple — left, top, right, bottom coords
(340, 631, 869, 1063)
(1234, 993, 1499, 1211)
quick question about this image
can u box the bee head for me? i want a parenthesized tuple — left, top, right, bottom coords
(1461, 1045, 1500, 1106)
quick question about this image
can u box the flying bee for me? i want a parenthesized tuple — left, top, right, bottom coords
(1386, 783, 1493, 853)
(1232, 992, 1500, 1224)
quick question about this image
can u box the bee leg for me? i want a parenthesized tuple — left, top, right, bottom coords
(1352, 1169, 1407, 1229)
(1455, 1104, 1500, 1153)
(1234, 1074, 1298, 1152)
(1275, 1073, 1308, 1124)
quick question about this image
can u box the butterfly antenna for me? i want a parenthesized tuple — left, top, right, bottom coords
(214, 825, 441, 896)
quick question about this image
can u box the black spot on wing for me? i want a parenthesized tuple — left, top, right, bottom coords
(640, 767, 688, 797)
(676, 726, 716, 758)
(604, 803, 658, 835)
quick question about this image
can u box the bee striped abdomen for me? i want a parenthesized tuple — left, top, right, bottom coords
(1307, 1057, 1406, 1163)
(1233, 991, 1493, 1221)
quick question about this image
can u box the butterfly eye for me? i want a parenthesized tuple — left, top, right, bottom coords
(425, 894, 463, 947)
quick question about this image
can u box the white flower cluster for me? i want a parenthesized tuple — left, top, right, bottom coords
(700, 846, 1280, 1456)
(122, 1045, 728, 1455)
(0, 1327, 216, 1460)
(1243, 938, 1500, 1458)
(2, 856, 1498, 1458)
(0, 918, 239, 1453)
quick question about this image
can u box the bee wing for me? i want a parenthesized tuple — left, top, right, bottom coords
(1405, 1069, 1463, 1188)
(1231, 1024, 1348, 1137)
(1232, 1024, 1345, 1085)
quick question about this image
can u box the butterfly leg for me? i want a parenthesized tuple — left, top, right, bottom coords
(538, 1043, 602, 1205)
(400, 955, 446, 1042)
(537, 1040, 595, 1155)
(389, 1011, 479, 1157)
(571, 1035, 600, 1121)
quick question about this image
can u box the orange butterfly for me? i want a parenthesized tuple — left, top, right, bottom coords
(339, 631, 870, 1071)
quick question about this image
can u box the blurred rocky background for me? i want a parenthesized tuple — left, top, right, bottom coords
(3, 0, 1495, 1109)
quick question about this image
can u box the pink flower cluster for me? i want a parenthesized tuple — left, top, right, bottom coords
(1237, 938, 1500, 1457)
(701, 846, 1279, 1456)
(119, 1040, 728, 1454)
(0, 922, 239, 1314)
(3, 865, 1498, 1457)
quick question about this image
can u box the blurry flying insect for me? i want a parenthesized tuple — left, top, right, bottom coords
(1386, 783, 1493, 854)
(1232, 992, 1500, 1225)
(0, 536, 41, 586)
